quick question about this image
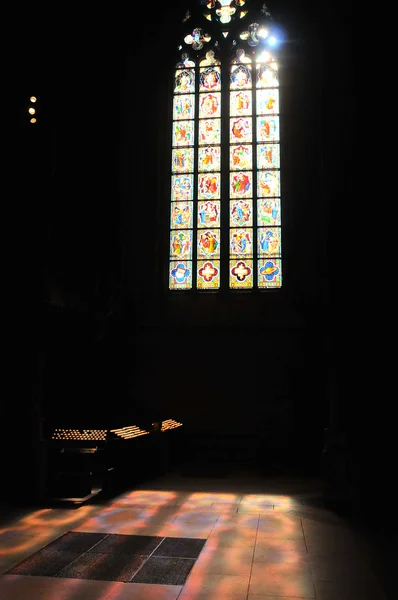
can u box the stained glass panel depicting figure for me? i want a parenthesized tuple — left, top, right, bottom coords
(230, 199, 252, 227)
(170, 229, 193, 259)
(199, 92, 221, 118)
(258, 227, 282, 257)
(198, 146, 221, 171)
(230, 171, 252, 199)
(230, 64, 252, 90)
(230, 228, 253, 257)
(198, 229, 221, 258)
(257, 198, 281, 226)
(172, 148, 194, 173)
(256, 89, 279, 114)
(257, 116, 279, 142)
(173, 120, 195, 146)
(230, 143, 252, 170)
(198, 200, 221, 228)
(230, 90, 252, 116)
(174, 68, 195, 93)
(171, 174, 194, 201)
(170, 201, 193, 229)
(199, 118, 221, 145)
(173, 94, 195, 120)
(199, 66, 221, 91)
(230, 116, 252, 143)
(256, 63, 279, 88)
(257, 143, 280, 169)
(198, 172, 221, 199)
(257, 170, 280, 197)
(197, 260, 220, 289)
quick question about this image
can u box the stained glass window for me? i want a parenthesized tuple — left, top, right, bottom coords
(169, 0, 283, 290)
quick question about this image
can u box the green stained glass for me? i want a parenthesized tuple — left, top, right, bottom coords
(230, 199, 252, 227)
(173, 94, 195, 120)
(198, 146, 221, 172)
(230, 171, 252, 198)
(198, 200, 220, 228)
(199, 92, 221, 118)
(172, 148, 194, 173)
(170, 201, 193, 229)
(230, 143, 252, 170)
(230, 116, 252, 143)
(257, 198, 281, 226)
(257, 143, 280, 169)
(199, 118, 221, 145)
(257, 170, 280, 197)
(257, 89, 279, 114)
(258, 227, 282, 257)
(173, 120, 195, 146)
(258, 258, 282, 288)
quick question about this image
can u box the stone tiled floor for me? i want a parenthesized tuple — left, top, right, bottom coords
(0, 468, 390, 599)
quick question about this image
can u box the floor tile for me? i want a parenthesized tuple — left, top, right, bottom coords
(178, 572, 250, 598)
(0, 574, 120, 600)
(45, 531, 108, 552)
(131, 556, 196, 585)
(5, 549, 81, 577)
(57, 551, 147, 582)
(88, 534, 164, 555)
(154, 536, 207, 558)
(249, 562, 315, 598)
(191, 544, 253, 575)
(106, 582, 183, 599)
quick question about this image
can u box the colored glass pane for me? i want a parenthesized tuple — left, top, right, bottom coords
(230, 171, 252, 198)
(198, 200, 221, 228)
(230, 90, 252, 115)
(257, 89, 279, 114)
(199, 118, 221, 145)
(170, 229, 193, 259)
(198, 146, 221, 171)
(258, 227, 282, 257)
(230, 143, 252, 170)
(172, 148, 194, 173)
(230, 64, 252, 90)
(258, 258, 282, 288)
(257, 170, 280, 197)
(230, 116, 252, 143)
(170, 201, 193, 229)
(171, 174, 194, 201)
(256, 63, 279, 88)
(229, 259, 253, 289)
(230, 199, 253, 227)
(172, 120, 195, 146)
(173, 94, 195, 120)
(169, 260, 192, 290)
(197, 260, 220, 289)
(256, 116, 279, 142)
(199, 66, 221, 91)
(230, 228, 253, 257)
(257, 198, 281, 226)
(257, 143, 280, 169)
(199, 92, 221, 118)
(198, 172, 221, 199)
(174, 68, 195, 93)
(198, 229, 221, 258)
